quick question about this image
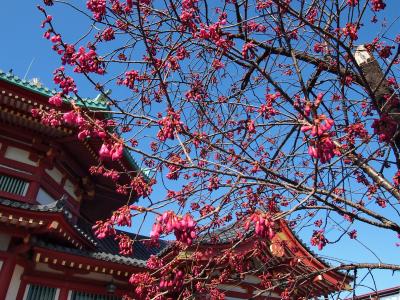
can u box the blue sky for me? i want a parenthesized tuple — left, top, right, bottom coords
(1, 1, 400, 297)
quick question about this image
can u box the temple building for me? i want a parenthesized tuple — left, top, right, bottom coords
(0, 69, 351, 299)
(349, 286, 400, 300)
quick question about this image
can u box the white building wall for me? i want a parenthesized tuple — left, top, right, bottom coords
(5, 264, 24, 300)
(4, 146, 38, 166)
(64, 179, 79, 200)
(45, 166, 63, 184)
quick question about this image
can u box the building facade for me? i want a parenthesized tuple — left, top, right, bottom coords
(353, 286, 400, 300)
(0, 69, 351, 299)
(0, 69, 166, 299)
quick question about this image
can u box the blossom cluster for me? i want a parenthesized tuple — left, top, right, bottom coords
(242, 41, 256, 59)
(86, 0, 106, 21)
(244, 212, 276, 239)
(110, 205, 132, 227)
(179, 0, 199, 32)
(157, 108, 184, 141)
(92, 219, 116, 239)
(196, 16, 234, 53)
(72, 47, 105, 74)
(166, 154, 186, 180)
(343, 123, 370, 146)
(91, 205, 139, 256)
(159, 269, 185, 291)
(146, 254, 163, 270)
(115, 234, 134, 255)
(99, 142, 124, 161)
(244, 20, 267, 33)
(301, 115, 334, 137)
(342, 23, 358, 40)
(101, 27, 115, 41)
(53, 67, 77, 95)
(310, 229, 328, 250)
(129, 273, 156, 298)
(185, 79, 208, 101)
(130, 175, 154, 198)
(371, 0, 386, 11)
(150, 211, 197, 246)
(301, 113, 338, 163)
(372, 114, 397, 143)
(259, 92, 280, 119)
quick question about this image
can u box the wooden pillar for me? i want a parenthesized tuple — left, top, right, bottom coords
(0, 256, 16, 300)
(59, 286, 69, 300)
(16, 280, 28, 300)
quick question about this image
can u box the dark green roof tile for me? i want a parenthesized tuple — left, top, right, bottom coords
(0, 69, 108, 110)
(0, 69, 145, 174)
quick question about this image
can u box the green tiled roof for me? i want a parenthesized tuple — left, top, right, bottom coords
(120, 147, 150, 181)
(0, 69, 108, 110)
(0, 69, 148, 177)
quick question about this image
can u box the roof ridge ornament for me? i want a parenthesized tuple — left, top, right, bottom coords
(93, 89, 112, 104)
(30, 77, 42, 88)
(55, 194, 68, 209)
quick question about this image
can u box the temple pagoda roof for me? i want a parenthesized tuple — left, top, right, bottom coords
(1, 193, 352, 295)
(199, 220, 340, 271)
(0, 69, 108, 110)
(349, 285, 400, 300)
(0, 196, 96, 246)
(0, 196, 170, 271)
(196, 220, 353, 297)
(33, 233, 170, 268)
(0, 68, 147, 180)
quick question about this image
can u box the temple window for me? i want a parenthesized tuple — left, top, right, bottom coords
(0, 173, 29, 196)
(36, 187, 56, 205)
(24, 284, 58, 300)
(70, 290, 121, 300)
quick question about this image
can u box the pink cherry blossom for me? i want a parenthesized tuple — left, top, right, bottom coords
(48, 93, 63, 107)
(311, 229, 328, 250)
(86, 0, 106, 21)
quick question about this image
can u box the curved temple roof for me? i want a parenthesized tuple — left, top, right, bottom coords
(0, 196, 170, 268)
(197, 219, 353, 296)
(0, 68, 147, 179)
(0, 69, 108, 110)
